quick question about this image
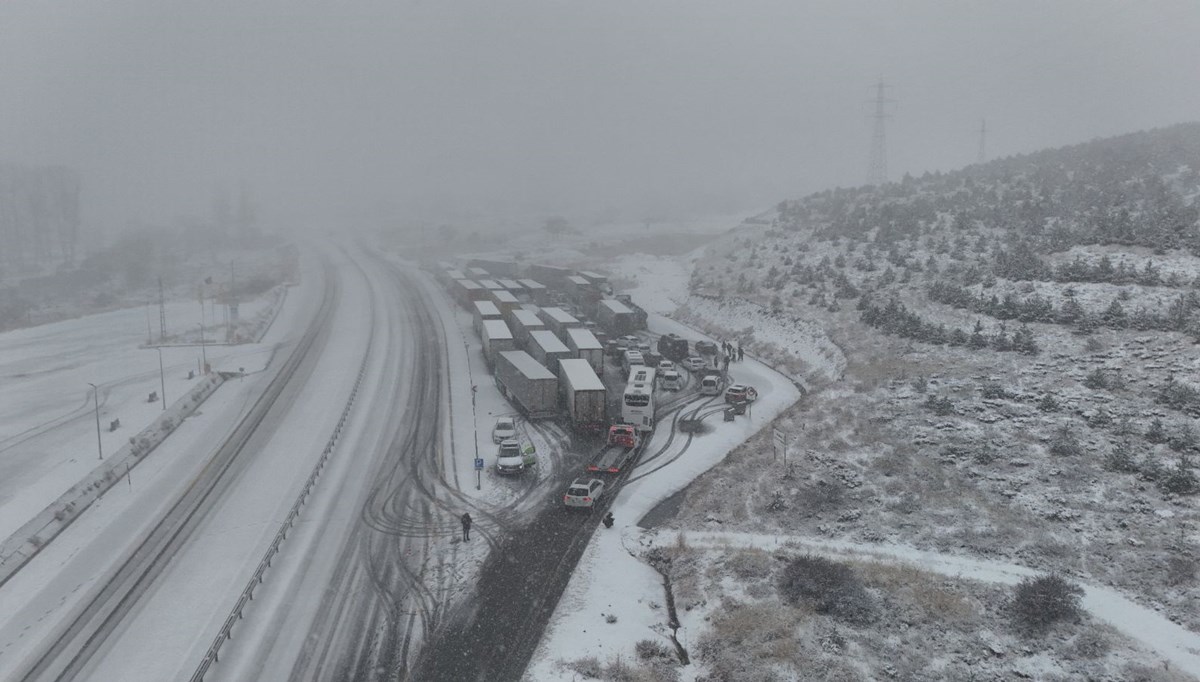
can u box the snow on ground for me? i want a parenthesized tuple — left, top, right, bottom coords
(0, 287, 284, 543)
(0, 252, 319, 681)
(523, 315, 802, 681)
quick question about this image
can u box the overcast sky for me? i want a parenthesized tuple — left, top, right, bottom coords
(1, 1, 1198, 236)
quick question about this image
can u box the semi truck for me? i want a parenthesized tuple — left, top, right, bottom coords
(472, 300, 503, 335)
(495, 350, 557, 418)
(596, 298, 637, 336)
(539, 306, 581, 340)
(517, 279, 548, 305)
(565, 327, 604, 374)
(526, 329, 572, 375)
(481, 319, 516, 367)
(587, 424, 642, 473)
(508, 308, 547, 346)
(558, 358, 607, 433)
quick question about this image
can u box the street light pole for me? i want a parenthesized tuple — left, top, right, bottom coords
(156, 347, 166, 410)
(198, 323, 208, 373)
(87, 383, 103, 460)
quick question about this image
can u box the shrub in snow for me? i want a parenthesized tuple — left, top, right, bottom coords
(1146, 418, 1168, 444)
(635, 639, 674, 663)
(1158, 455, 1199, 495)
(1007, 573, 1082, 636)
(1166, 556, 1197, 587)
(1102, 441, 1139, 473)
(1048, 426, 1083, 457)
(922, 394, 955, 416)
(605, 613, 618, 624)
(978, 382, 1010, 400)
(1037, 393, 1060, 412)
(564, 656, 602, 678)
(777, 555, 876, 625)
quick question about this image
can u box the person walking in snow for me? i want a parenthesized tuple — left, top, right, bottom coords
(460, 512, 472, 541)
(602, 511, 614, 529)
(738, 345, 744, 362)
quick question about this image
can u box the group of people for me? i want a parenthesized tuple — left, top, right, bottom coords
(719, 340, 745, 369)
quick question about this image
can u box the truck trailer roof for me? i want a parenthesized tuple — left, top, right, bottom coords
(566, 327, 603, 351)
(528, 329, 570, 354)
(482, 319, 514, 341)
(473, 300, 502, 317)
(498, 350, 555, 380)
(559, 358, 605, 391)
(599, 298, 633, 315)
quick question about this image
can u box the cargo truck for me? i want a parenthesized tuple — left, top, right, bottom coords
(538, 306, 581, 340)
(558, 358, 607, 433)
(507, 308, 547, 346)
(472, 300, 503, 335)
(481, 319, 516, 367)
(596, 298, 637, 336)
(587, 424, 642, 473)
(565, 327, 605, 374)
(495, 351, 558, 418)
(526, 329, 572, 375)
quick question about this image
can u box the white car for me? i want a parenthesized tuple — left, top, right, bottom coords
(682, 356, 708, 371)
(496, 439, 526, 475)
(616, 335, 640, 349)
(563, 477, 605, 509)
(492, 417, 517, 444)
(657, 359, 674, 372)
(659, 370, 682, 391)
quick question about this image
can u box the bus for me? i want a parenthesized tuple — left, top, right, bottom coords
(622, 367, 657, 431)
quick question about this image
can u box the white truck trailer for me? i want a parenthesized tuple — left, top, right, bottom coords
(495, 351, 557, 419)
(481, 319, 516, 367)
(565, 327, 605, 374)
(558, 358, 607, 434)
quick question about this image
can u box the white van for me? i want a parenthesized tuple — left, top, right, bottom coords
(622, 350, 645, 375)
(699, 375, 720, 396)
(659, 370, 682, 391)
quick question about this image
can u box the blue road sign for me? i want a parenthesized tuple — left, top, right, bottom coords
(474, 457, 485, 470)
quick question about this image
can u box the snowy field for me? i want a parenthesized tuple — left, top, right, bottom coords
(0, 287, 286, 543)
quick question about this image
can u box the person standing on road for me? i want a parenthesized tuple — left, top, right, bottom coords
(461, 512, 472, 541)
(738, 345, 744, 362)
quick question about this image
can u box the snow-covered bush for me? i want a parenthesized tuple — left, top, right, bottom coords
(777, 555, 876, 625)
(1007, 573, 1083, 635)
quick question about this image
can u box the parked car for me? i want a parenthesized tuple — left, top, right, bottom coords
(682, 356, 708, 371)
(699, 375, 721, 396)
(656, 359, 674, 372)
(492, 417, 517, 444)
(660, 370, 682, 391)
(497, 439, 526, 475)
(563, 477, 605, 509)
(695, 340, 719, 355)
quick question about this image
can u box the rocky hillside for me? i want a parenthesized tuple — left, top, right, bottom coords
(671, 123, 1200, 671)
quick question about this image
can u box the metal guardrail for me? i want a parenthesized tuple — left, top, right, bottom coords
(189, 343, 372, 682)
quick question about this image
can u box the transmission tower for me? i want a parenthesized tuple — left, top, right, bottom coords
(977, 119, 988, 164)
(866, 79, 895, 186)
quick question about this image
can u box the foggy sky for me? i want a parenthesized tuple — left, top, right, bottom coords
(1, 1, 1198, 237)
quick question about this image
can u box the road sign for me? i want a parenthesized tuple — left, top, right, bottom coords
(474, 457, 485, 470)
